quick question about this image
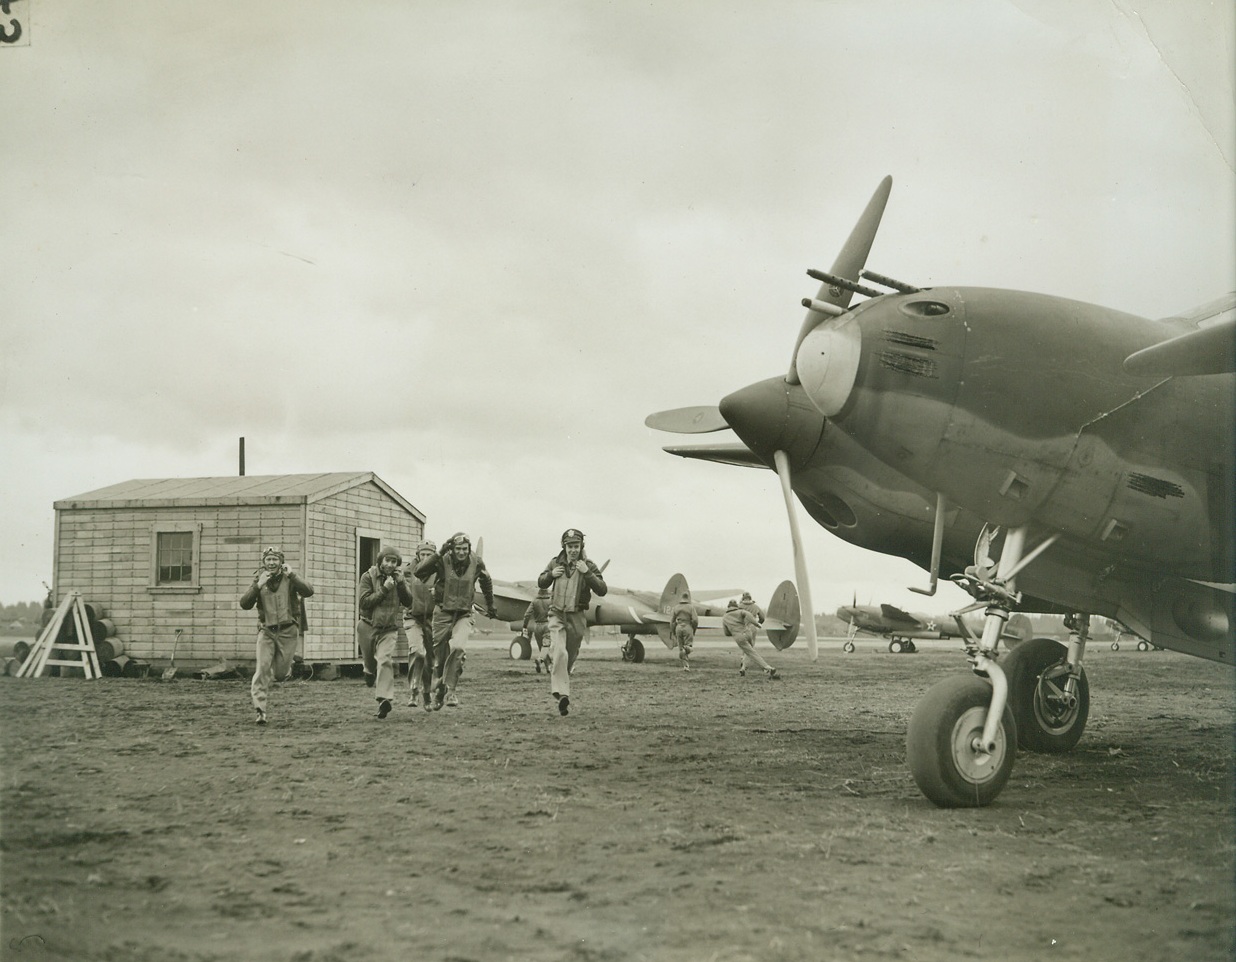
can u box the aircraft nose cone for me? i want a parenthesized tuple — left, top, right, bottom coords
(719, 378, 788, 448)
(795, 315, 862, 417)
(719, 376, 826, 464)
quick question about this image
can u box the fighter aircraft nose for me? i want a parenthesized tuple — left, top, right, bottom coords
(719, 376, 826, 464)
(719, 378, 789, 450)
(794, 315, 862, 417)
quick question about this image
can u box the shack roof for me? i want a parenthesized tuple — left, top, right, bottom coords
(53, 472, 425, 520)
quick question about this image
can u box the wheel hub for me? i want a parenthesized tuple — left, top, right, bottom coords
(1033, 665, 1081, 732)
(952, 706, 1007, 784)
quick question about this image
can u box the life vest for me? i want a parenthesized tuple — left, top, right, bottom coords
(550, 567, 583, 612)
(409, 572, 437, 618)
(259, 575, 295, 626)
(440, 555, 480, 612)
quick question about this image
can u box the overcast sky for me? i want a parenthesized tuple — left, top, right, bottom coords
(2, 0, 1232, 617)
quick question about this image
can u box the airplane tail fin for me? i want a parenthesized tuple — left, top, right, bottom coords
(765, 580, 801, 650)
(659, 573, 690, 612)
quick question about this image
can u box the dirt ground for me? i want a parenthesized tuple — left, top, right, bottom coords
(1, 636, 1232, 962)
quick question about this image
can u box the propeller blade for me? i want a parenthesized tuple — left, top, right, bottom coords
(662, 443, 766, 468)
(788, 175, 893, 385)
(773, 449, 817, 661)
(645, 406, 731, 434)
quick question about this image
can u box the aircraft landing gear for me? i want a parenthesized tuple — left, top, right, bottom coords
(509, 635, 532, 660)
(907, 524, 1062, 807)
(842, 640, 856, 653)
(888, 638, 917, 654)
(1001, 617, 1090, 753)
(621, 637, 645, 663)
(1112, 632, 1156, 652)
(907, 674, 1016, 807)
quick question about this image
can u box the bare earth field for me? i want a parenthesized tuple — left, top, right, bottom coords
(1, 637, 1233, 962)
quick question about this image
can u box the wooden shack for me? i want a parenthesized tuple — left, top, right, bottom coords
(51, 473, 425, 668)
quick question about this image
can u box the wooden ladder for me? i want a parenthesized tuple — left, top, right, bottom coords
(16, 592, 103, 679)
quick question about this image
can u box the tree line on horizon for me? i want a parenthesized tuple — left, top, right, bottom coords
(1, 600, 46, 626)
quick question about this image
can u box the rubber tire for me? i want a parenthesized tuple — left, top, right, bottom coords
(622, 638, 645, 663)
(509, 636, 532, 661)
(1002, 637, 1089, 753)
(889, 639, 904, 654)
(907, 674, 1017, 808)
(843, 641, 855, 653)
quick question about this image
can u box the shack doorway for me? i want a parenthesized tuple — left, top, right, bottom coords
(355, 532, 382, 658)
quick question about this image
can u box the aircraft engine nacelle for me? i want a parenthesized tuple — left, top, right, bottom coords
(796, 288, 1233, 583)
(589, 599, 657, 631)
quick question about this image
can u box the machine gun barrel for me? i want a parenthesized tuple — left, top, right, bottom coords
(860, 269, 920, 293)
(800, 298, 846, 316)
(806, 268, 883, 299)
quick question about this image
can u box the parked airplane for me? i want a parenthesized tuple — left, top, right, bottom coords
(836, 599, 1032, 654)
(487, 574, 801, 662)
(463, 540, 795, 660)
(649, 176, 1234, 807)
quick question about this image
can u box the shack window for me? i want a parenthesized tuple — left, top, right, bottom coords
(148, 522, 202, 592)
(157, 531, 194, 584)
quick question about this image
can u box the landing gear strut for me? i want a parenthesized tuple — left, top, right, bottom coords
(907, 524, 1082, 807)
(907, 674, 1016, 807)
(1002, 615, 1090, 753)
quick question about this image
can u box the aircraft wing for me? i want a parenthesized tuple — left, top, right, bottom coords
(613, 588, 660, 609)
(693, 588, 744, 601)
(879, 603, 925, 627)
(1156, 292, 1235, 325)
(682, 614, 791, 632)
(491, 580, 539, 604)
(662, 444, 769, 469)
